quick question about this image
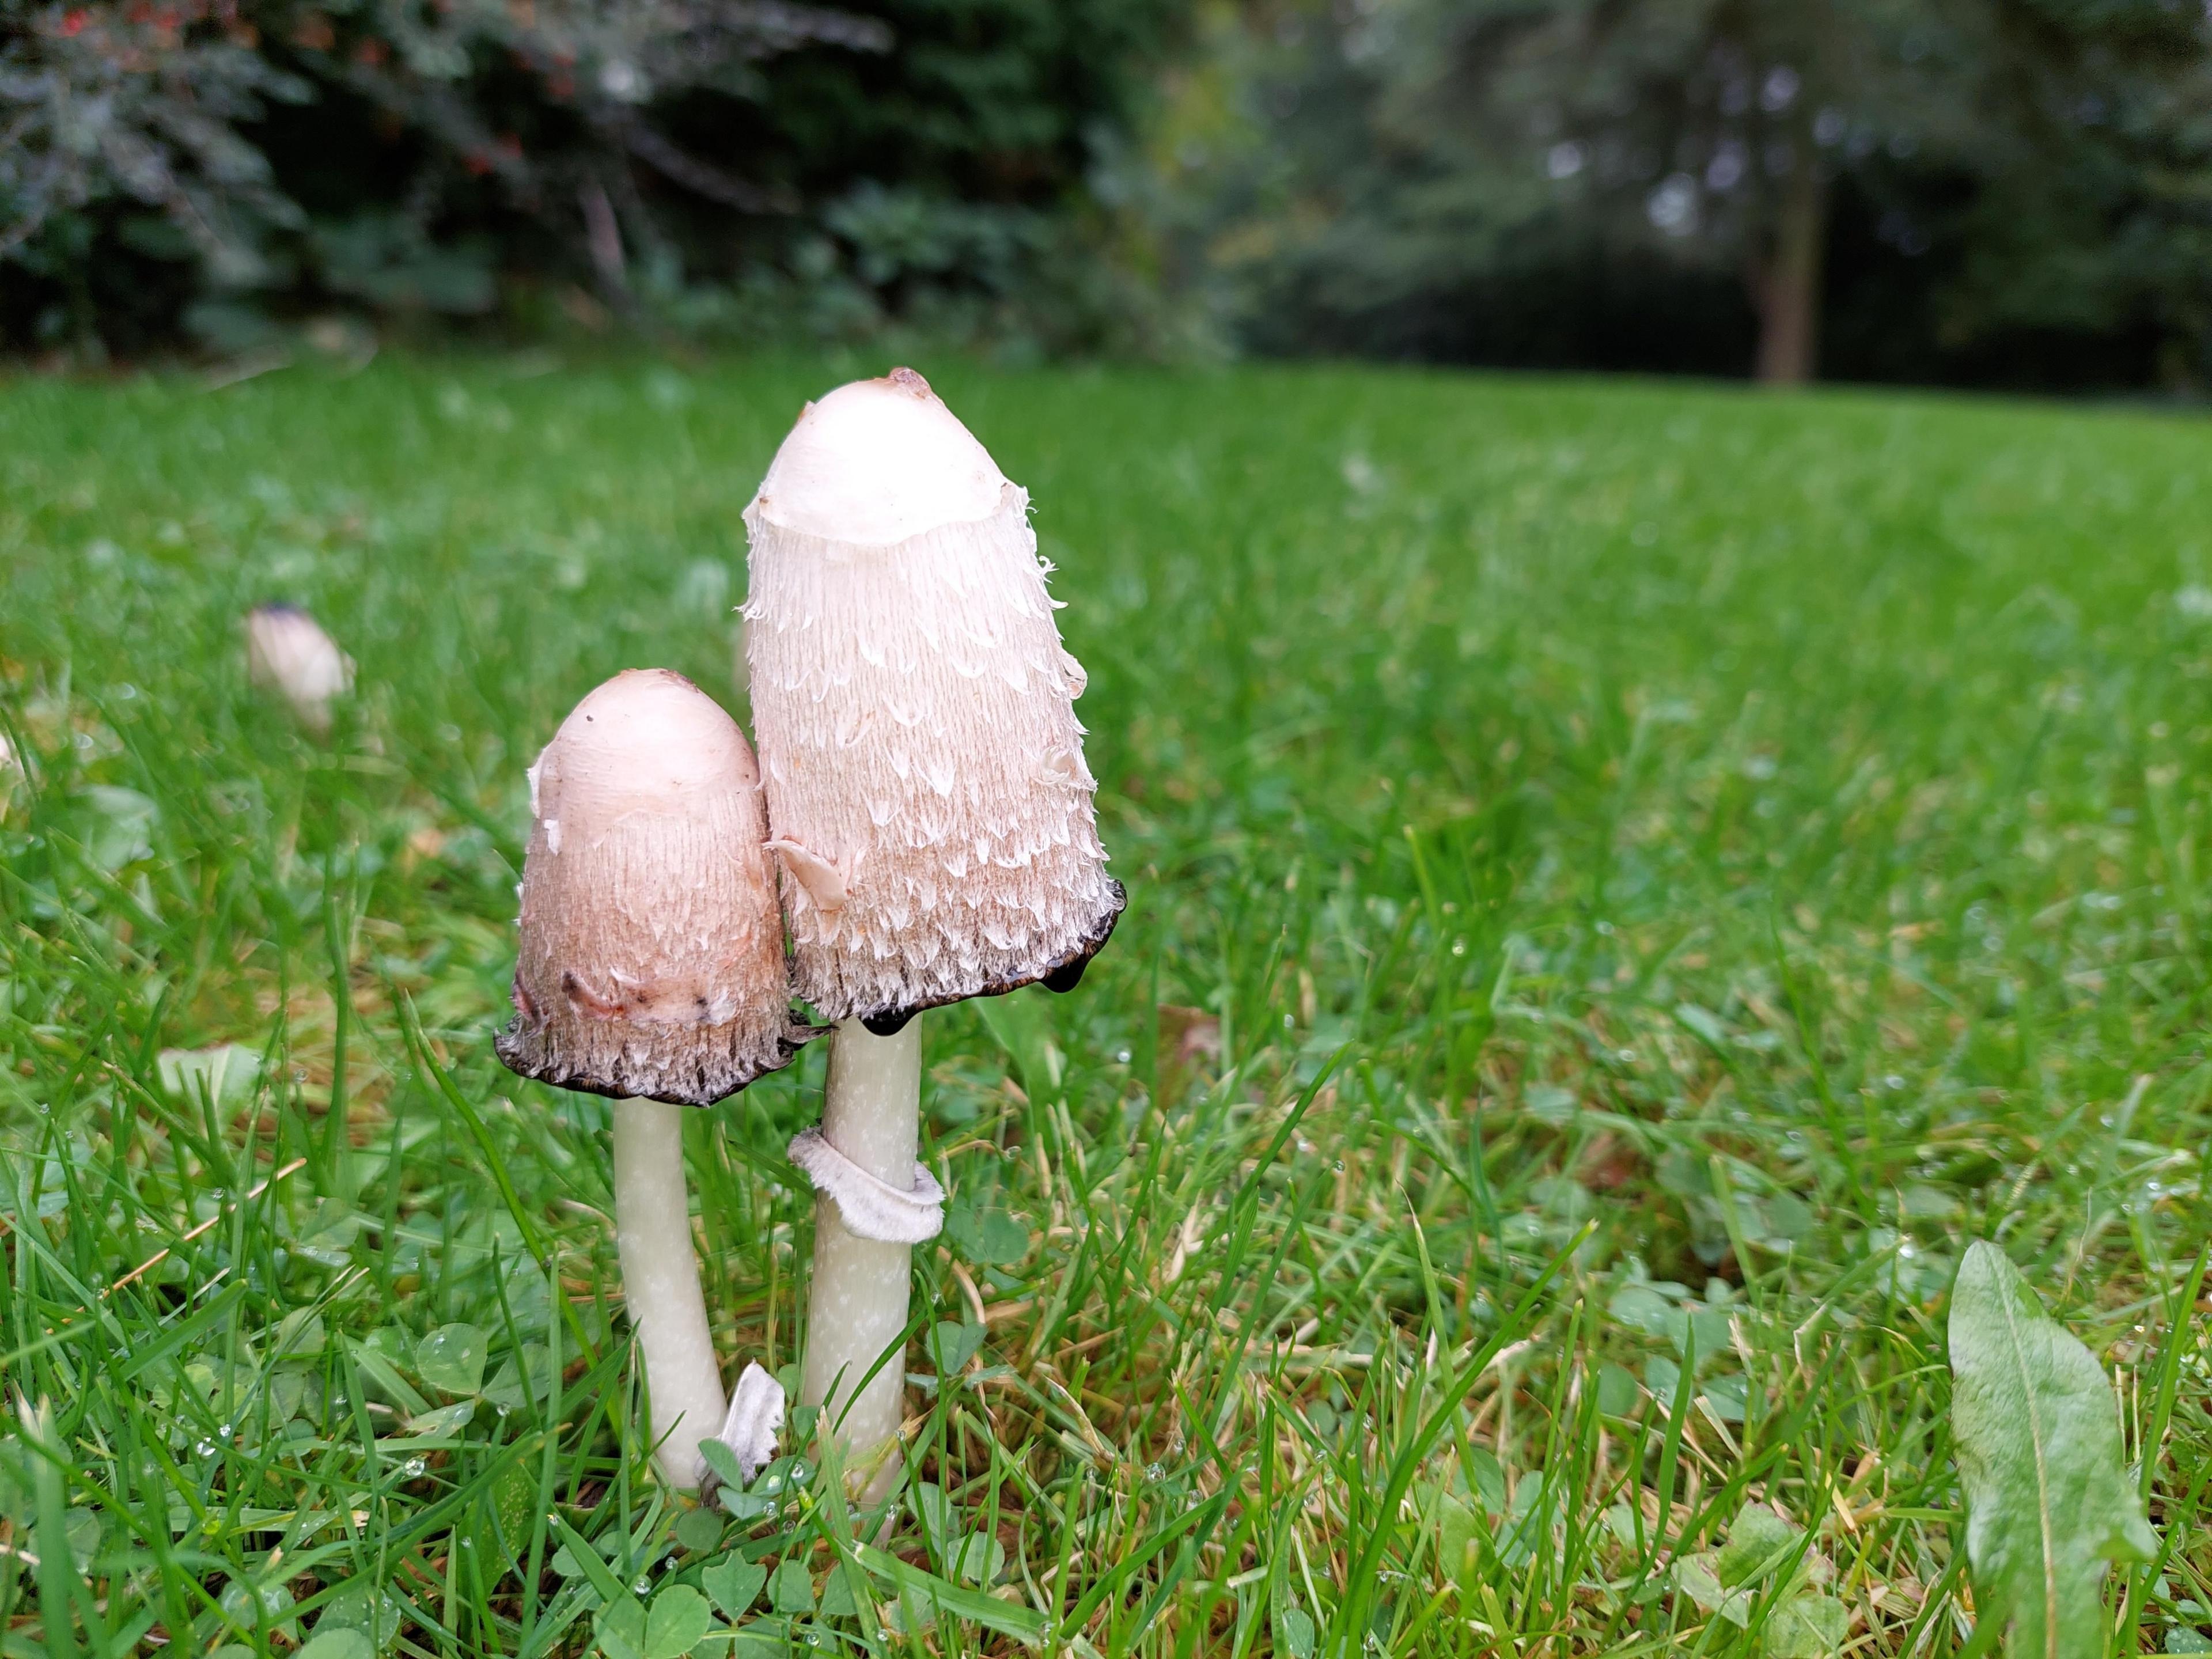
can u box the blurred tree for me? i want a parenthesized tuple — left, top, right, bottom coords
(1186, 0, 2212, 388)
(0, 0, 1179, 357)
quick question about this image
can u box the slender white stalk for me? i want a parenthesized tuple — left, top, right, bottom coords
(613, 1099, 727, 1490)
(801, 1018, 922, 1491)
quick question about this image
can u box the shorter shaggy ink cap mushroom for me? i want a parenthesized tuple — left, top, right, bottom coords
(497, 668, 811, 1103)
(495, 668, 816, 1490)
(246, 604, 353, 735)
(743, 369, 1122, 1488)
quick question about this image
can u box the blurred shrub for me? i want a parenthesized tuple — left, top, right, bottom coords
(0, 0, 1180, 359)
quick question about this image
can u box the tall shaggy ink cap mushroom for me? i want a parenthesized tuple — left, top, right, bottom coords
(743, 369, 1122, 1491)
(494, 668, 815, 1490)
(743, 367, 1124, 1034)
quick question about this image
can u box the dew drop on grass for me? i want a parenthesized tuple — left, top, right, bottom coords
(632, 1578, 650, 1597)
(402, 1458, 426, 1478)
(195, 1441, 217, 1458)
(1115, 1048, 1131, 1063)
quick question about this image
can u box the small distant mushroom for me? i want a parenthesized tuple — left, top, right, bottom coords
(495, 668, 818, 1489)
(245, 604, 353, 734)
(744, 369, 1123, 1488)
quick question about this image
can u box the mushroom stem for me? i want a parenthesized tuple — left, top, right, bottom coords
(800, 1018, 923, 1493)
(613, 1099, 728, 1491)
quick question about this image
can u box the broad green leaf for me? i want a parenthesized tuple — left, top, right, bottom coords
(296, 1630, 373, 1659)
(1766, 1592, 1848, 1658)
(642, 1586, 712, 1659)
(768, 1560, 814, 1615)
(820, 1570, 859, 1618)
(730, 1619, 794, 1653)
(719, 1488, 775, 1523)
(483, 1343, 553, 1411)
(702, 1559, 766, 1620)
(1275, 1607, 1316, 1658)
(1671, 1554, 1748, 1626)
(415, 1323, 487, 1395)
(927, 1321, 985, 1376)
(1948, 1241, 2157, 1658)
(219, 1575, 299, 1639)
(672, 1508, 723, 1555)
(950, 1532, 1005, 1586)
(275, 1309, 328, 1357)
(156, 1043, 260, 1106)
(696, 1438, 745, 1495)
(315, 1581, 403, 1651)
(471, 1461, 537, 1576)
(1702, 1372, 1749, 1422)
(594, 1597, 647, 1659)
(911, 1482, 955, 1555)
(349, 1336, 430, 1418)
(976, 990, 1058, 1099)
(62, 1508, 99, 1569)
(404, 1399, 475, 1437)
(1465, 1448, 1506, 1515)
(1594, 1363, 1641, 1417)
(1435, 1492, 1478, 1576)
(944, 1203, 1030, 1267)
(550, 1512, 633, 1609)
(1717, 1505, 1801, 1589)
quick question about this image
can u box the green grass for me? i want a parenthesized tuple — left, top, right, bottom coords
(3, 354, 2211, 1657)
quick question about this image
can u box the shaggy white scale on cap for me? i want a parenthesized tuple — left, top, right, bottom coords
(742, 368, 1123, 1026)
(495, 669, 813, 1104)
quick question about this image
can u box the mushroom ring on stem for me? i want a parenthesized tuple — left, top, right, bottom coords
(744, 368, 1123, 1493)
(495, 668, 818, 1490)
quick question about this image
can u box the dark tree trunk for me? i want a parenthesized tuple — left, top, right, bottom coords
(1754, 165, 1827, 385)
(580, 180, 630, 300)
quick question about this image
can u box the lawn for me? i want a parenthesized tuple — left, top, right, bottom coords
(3, 355, 2211, 1657)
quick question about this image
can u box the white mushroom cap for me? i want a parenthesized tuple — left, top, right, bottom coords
(246, 604, 353, 734)
(495, 669, 815, 1104)
(742, 369, 1123, 1028)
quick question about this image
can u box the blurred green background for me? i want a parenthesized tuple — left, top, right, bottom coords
(6, 0, 2211, 391)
